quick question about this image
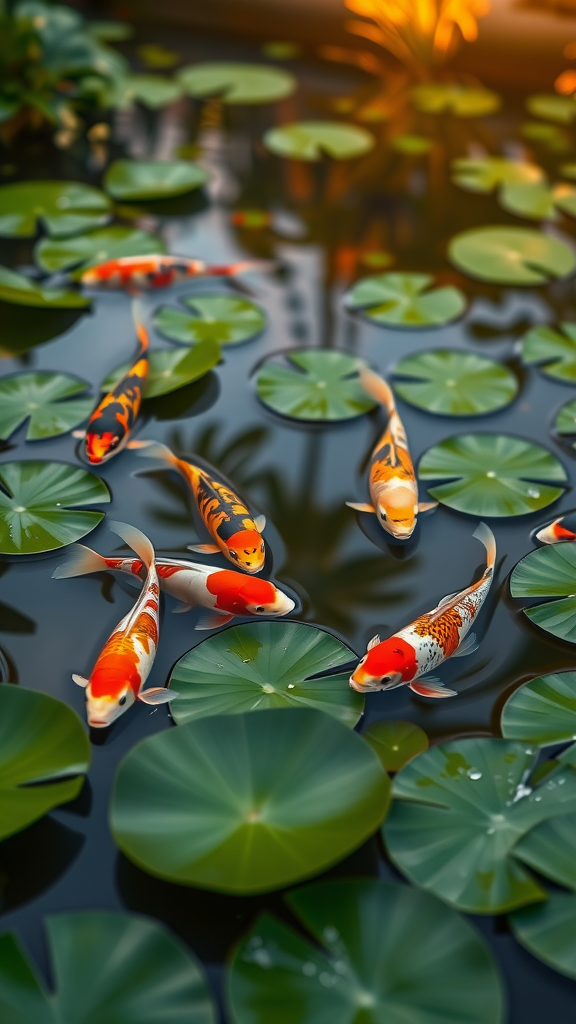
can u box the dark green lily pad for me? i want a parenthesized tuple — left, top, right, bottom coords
(255, 349, 376, 421)
(154, 295, 265, 347)
(418, 433, 567, 517)
(363, 720, 429, 773)
(411, 83, 501, 117)
(448, 226, 576, 285)
(511, 892, 576, 979)
(263, 121, 375, 161)
(178, 61, 296, 104)
(110, 708, 390, 893)
(393, 351, 518, 416)
(345, 272, 466, 328)
(0, 911, 216, 1022)
(0, 181, 111, 238)
(526, 94, 576, 124)
(499, 181, 576, 221)
(521, 122, 571, 150)
(103, 340, 220, 399)
(168, 621, 363, 727)
(228, 880, 505, 1024)
(501, 674, 576, 765)
(0, 686, 90, 841)
(0, 460, 110, 555)
(522, 322, 576, 382)
(555, 398, 576, 439)
(35, 225, 165, 275)
(391, 134, 433, 155)
(104, 160, 209, 201)
(510, 544, 576, 644)
(0, 372, 93, 440)
(0, 266, 90, 309)
(514, 812, 576, 893)
(110, 74, 184, 109)
(451, 157, 544, 193)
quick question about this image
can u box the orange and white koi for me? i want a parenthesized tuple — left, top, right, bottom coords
(535, 512, 576, 545)
(350, 523, 496, 697)
(53, 546, 294, 629)
(347, 367, 436, 540)
(129, 440, 267, 573)
(71, 522, 178, 728)
(80, 255, 271, 293)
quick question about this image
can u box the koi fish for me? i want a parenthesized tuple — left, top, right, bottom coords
(350, 523, 496, 697)
(53, 546, 295, 628)
(128, 440, 267, 573)
(347, 367, 436, 540)
(71, 522, 178, 729)
(535, 512, 576, 545)
(80, 255, 272, 292)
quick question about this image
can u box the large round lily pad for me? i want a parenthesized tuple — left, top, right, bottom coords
(383, 737, 576, 913)
(104, 160, 209, 201)
(393, 351, 518, 416)
(521, 322, 576, 382)
(0, 911, 216, 1022)
(526, 94, 576, 124)
(168, 621, 363, 727)
(0, 181, 111, 238)
(103, 340, 220, 399)
(0, 373, 93, 441)
(555, 398, 576, 439)
(514, 811, 576, 893)
(345, 272, 466, 328)
(0, 686, 90, 841)
(511, 892, 576, 979)
(362, 720, 429, 773)
(499, 182, 576, 222)
(35, 225, 165, 275)
(510, 544, 576, 644)
(178, 61, 296, 104)
(501, 673, 576, 766)
(448, 226, 576, 285)
(0, 460, 110, 555)
(110, 708, 390, 893)
(263, 121, 375, 161)
(451, 157, 544, 193)
(154, 295, 265, 347)
(0, 266, 89, 309)
(411, 83, 501, 117)
(110, 73, 184, 109)
(255, 349, 376, 421)
(418, 433, 567, 517)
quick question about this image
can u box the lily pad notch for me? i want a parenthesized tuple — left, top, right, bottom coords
(345, 272, 467, 328)
(255, 349, 377, 421)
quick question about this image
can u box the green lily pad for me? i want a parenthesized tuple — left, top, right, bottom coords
(0, 372, 93, 441)
(393, 351, 518, 416)
(345, 272, 466, 328)
(178, 61, 296, 104)
(255, 349, 376, 421)
(110, 708, 390, 893)
(411, 83, 501, 117)
(510, 543, 576, 644)
(0, 266, 90, 309)
(35, 225, 165, 275)
(521, 322, 576, 382)
(521, 122, 571, 150)
(418, 433, 567, 517)
(499, 181, 576, 221)
(391, 134, 433, 155)
(0, 181, 111, 238)
(448, 226, 576, 285)
(0, 911, 216, 1022)
(501, 674, 576, 766)
(0, 686, 90, 841)
(514, 812, 576, 893)
(451, 157, 544, 193)
(103, 340, 220, 399)
(526, 94, 576, 124)
(555, 398, 576, 439)
(89, 19, 134, 40)
(511, 891, 576, 979)
(263, 121, 375, 161)
(383, 737, 576, 913)
(137, 43, 180, 68)
(154, 295, 265, 347)
(168, 621, 363, 727)
(0, 460, 110, 555)
(362, 720, 429, 773)
(228, 879, 504, 1024)
(104, 160, 209, 201)
(110, 74, 184, 109)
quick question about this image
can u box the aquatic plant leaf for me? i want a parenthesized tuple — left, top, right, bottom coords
(255, 349, 377, 421)
(510, 544, 576, 644)
(154, 295, 265, 347)
(345, 272, 466, 327)
(391, 134, 433, 154)
(363, 720, 429, 772)
(228, 879, 504, 1024)
(0, 181, 111, 238)
(555, 398, 576, 438)
(501, 674, 576, 765)
(178, 61, 296, 104)
(0, 911, 216, 1022)
(103, 341, 220, 398)
(0, 460, 110, 555)
(514, 812, 576, 893)
(0, 266, 89, 309)
(511, 893, 576, 978)
(35, 225, 165, 275)
(104, 160, 209, 201)
(521, 122, 571, 150)
(418, 433, 567, 517)
(109, 74, 184, 109)
(0, 686, 89, 841)
(88, 19, 134, 40)
(499, 181, 576, 221)
(521, 322, 576, 382)
(393, 350, 518, 415)
(448, 226, 576, 284)
(451, 157, 544, 193)
(169, 621, 363, 727)
(0, 372, 93, 440)
(411, 83, 501, 117)
(263, 121, 375, 161)
(261, 41, 301, 59)
(110, 708, 390, 893)
(383, 737, 576, 913)
(526, 94, 576, 124)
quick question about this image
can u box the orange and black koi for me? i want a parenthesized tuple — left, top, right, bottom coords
(535, 512, 576, 545)
(81, 255, 272, 293)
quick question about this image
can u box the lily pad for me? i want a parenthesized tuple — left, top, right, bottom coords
(393, 351, 518, 416)
(510, 543, 576, 644)
(521, 322, 576, 382)
(137, 43, 180, 68)
(514, 812, 576, 893)
(228, 879, 505, 1024)
(411, 83, 501, 117)
(526, 94, 576, 124)
(111, 74, 184, 109)
(104, 160, 209, 201)
(391, 134, 433, 155)
(0, 911, 216, 1022)
(103, 340, 220, 399)
(263, 121, 375, 161)
(110, 708, 390, 893)
(499, 181, 576, 221)
(345, 272, 466, 328)
(383, 737, 576, 913)
(0, 266, 90, 309)
(255, 349, 376, 421)
(501, 674, 576, 765)
(448, 226, 576, 285)
(0, 181, 111, 238)
(0, 460, 110, 555)
(0, 686, 90, 841)
(451, 157, 544, 193)
(178, 61, 296, 104)
(35, 225, 165, 275)
(511, 891, 576, 979)
(418, 433, 567, 517)
(521, 122, 571, 150)
(555, 398, 576, 439)
(363, 720, 429, 773)
(154, 295, 265, 347)
(0, 372, 93, 441)
(168, 621, 363, 727)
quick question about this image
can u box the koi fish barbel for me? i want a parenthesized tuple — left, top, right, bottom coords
(80, 255, 274, 292)
(535, 512, 576, 545)
(350, 523, 496, 697)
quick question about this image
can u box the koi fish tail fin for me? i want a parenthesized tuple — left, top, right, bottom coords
(131, 297, 149, 354)
(128, 439, 177, 466)
(359, 366, 396, 417)
(109, 521, 154, 571)
(52, 543, 108, 579)
(473, 521, 496, 574)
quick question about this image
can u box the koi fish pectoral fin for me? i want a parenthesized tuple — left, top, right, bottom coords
(409, 677, 458, 698)
(418, 500, 438, 513)
(195, 611, 234, 630)
(72, 673, 89, 688)
(72, 430, 86, 440)
(187, 543, 220, 554)
(172, 604, 194, 614)
(346, 501, 376, 514)
(254, 514, 266, 533)
(138, 687, 180, 705)
(452, 633, 479, 658)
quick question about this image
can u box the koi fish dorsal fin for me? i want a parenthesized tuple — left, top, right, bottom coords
(367, 634, 381, 650)
(359, 366, 396, 416)
(109, 521, 154, 570)
(473, 522, 496, 572)
(429, 591, 460, 619)
(52, 544, 107, 578)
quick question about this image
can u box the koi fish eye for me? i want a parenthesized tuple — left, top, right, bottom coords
(229, 551, 239, 561)
(255, 606, 265, 613)
(118, 695, 127, 706)
(379, 511, 387, 521)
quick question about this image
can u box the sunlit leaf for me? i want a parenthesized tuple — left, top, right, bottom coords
(526, 94, 576, 124)
(521, 322, 576, 382)
(0, 372, 93, 440)
(501, 673, 576, 767)
(392, 350, 518, 415)
(510, 543, 576, 644)
(137, 44, 180, 69)
(104, 160, 209, 201)
(261, 41, 301, 60)
(103, 341, 220, 398)
(255, 349, 376, 421)
(411, 83, 501, 117)
(345, 272, 466, 327)
(0, 181, 111, 238)
(511, 892, 576, 979)
(499, 181, 576, 221)
(0, 266, 89, 309)
(263, 121, 375, 161)
(109, 74, 184, 109)
(391, 134, 432, 154)
(154, 295, 265, 347)
(363, 720, 428, 772)
(451, 157, 544, 193)
(178, 61, 296, 104)
(34, 225, 165, 275)
(555, 397, 576, 438)
(448, 226, 576, 285)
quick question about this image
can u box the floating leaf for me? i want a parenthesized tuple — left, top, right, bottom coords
(510, 543, 576, 644)
(450, 157, 544, 193)
(411, 83, 501, 117)
(89, 19, 134, 41)
(35, 226, 165, 276)
(178, 62, 296, 104)
(109, 74, 184, 109)
(0, 372, 93, 441)
(514, 812, 576, 893)
(228, 879, 504, 1024)
(526, 94, 576, 124)
(104, 160, 209, 201)
(511, 892, 576, 979)
(499, 181, 576, 221)
(345, 272, 466, 327)
(391, 134, 433, 154)
(521, 322, 576, 382)
(103, 341, 220, 399)
(110, 708, 390, 893)
(521, 122, 571, 150)
(392, 351, 518, 416)
(137, 44, 180, 69)
(0, 686, 90, 841)
(363, 720, 429, 772)
(0, 266, 89, 309)
(261, 41, 301, 59)
(555, 398, 576, 439)
(255, 349, 376, 421)
(418, 433, 567, 517)
(501, 673, 576, 766)
(154, 295, 265, 347)
(169, 621, 362, 728)
(263, 121, 375, 161)
(448, 226, 576, 285)
(0, 460, 110, 555)
(0, 181, 111, 238)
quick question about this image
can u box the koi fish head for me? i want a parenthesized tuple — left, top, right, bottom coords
(349, 637, 417, 692)
(85, 430, 124, 464)
(85, 686, 135, 728)
(377, 498, 417, 541)
(226, 530, 266, 573)
(241, 579, 295, 616)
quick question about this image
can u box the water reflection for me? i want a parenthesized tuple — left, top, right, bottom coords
(0, 817, 84, 913)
